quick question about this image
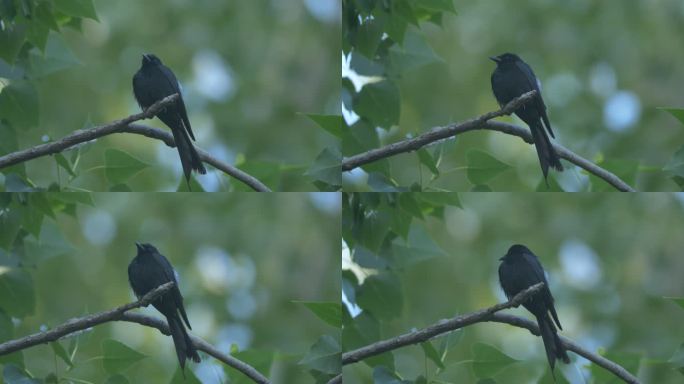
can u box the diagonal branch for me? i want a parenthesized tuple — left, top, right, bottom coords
(342, 282, 545, 364)
(490, 313, 640, 384)
(341, 91, 636, 192)
(0, 282, 271, 384)
(342, 282, 641, 384)
(0, 94, 272, 192)
(120, 313, 271, 384)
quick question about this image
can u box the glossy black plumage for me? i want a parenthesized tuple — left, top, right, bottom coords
(490, 53, 563, 181)
(498, 244, 569, 375)
(132, 54, 206, 183)
(128, 242, 200, 371)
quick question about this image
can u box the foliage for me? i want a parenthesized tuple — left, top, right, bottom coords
(342, 192, 684, 383)
(0, 192, 340, 383)
(342, 0, 684, 191)
(0, 1, 340, 191)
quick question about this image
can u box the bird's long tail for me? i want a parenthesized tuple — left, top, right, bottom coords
(168, 314, 201, 372)
(169, 122, 207, 184)
(529, 121, 563, 181)
(536, 314, 570, 377)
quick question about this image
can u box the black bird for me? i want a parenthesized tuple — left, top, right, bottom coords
(490, 53, 563, 182)
(498, 244, 569, 376)
(128, 242, 200, 371)
(133, 54, 206, 184)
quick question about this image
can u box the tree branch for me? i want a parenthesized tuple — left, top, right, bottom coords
(489, 313, 640, 384)
(326, 373, 342, 384)
(0, 94, 272, 192)
(342, 282, 640, 384)
(341, 92, 636, 192)
(120, 313, 271, 384)
(0, 282, 271, 384)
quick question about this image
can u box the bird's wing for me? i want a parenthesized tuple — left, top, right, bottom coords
(156, 64, 196, 141)
(522, 251, 563, 329)
(515, 60, 555, 138)
(152, 252, 193, 328)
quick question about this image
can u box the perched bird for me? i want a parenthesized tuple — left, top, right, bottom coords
(498, 244, 569, 376)
(490, 53, 563, 182)
(128, 242, 200, 371)
(133, 54, 206, 184)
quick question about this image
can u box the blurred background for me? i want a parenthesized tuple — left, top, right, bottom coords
(0, 192, 341, 383)
(342, 0, 684, 191)
(1, 0, 341, 191)
(342, 192, 684, 383)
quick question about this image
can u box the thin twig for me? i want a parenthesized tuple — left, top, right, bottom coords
(341, 91, 636, 192)
(0, 282, 271, 384)
(342, 282, 640, 384)
(121, 313, 271, 384)
(0, 94, 271, 192)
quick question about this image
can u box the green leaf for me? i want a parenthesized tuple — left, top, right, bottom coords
(417, 148, 439, 176)
(0, 309, 24, 367)
(170, 366, 201, 383)
(101, 339, 146, 374)
(466, 149, 512, 185)
(415, 0, 457, 13)
(357, 272, 403, 320)
(664, 145, 684, 178)
(353, 246, 389, 270)
(28, 34, 81, 78)
(0, 267, 35, 317)
(387, 29, 442, 76)
(354, 80, 400, 129)
(391, 223, 447, 267)
(0, 80, 39, 128)
(104, 374, 130, 384)
(305, 147, 342, 186)
(588, 159, 637, 192)
(372, 366, 407, 384)
(234, 159, 279, 192)
(54, 0, 98, 20)
(421, 340, 444, 369)
(0, 24, 27, 64)
(471, 342, 519, 378)
(3, 364, 40, 384)
(0, 205, 21, 250)
(54, 153, 76, 177)
(23, 220, 74, 262)
(665, 296, 684, 310)
(535, 175, 564, 192)
(398, 193, 423, 218)
(176, 176, 205, 192)
(50, 341, 74, 368)
(367, 172, 406, 192)
(356, 17, 384, 58)
(103, 149, 149, 185)
(669, 343, 684, 375)
(294, 301, 342, 328)
(418, 192, 461, 208)
(305, 114, 343, 138)
(590, 350, 641, 383)
(438, 329, 463, 361)
(659, 107, 684, 125)
(299, 335, 341, 375)
(225, 349, 274, 384)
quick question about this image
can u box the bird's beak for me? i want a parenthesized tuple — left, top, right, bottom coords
(142, 54, 151, 63)
(135, 242, 143, 252)
(489, 56, 501, 63)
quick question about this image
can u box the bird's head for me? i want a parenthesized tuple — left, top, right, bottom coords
(489, 53, 521, 65)
(135, 242, 159, 255)
(141, 53, 162, 67)
(500, 243, 531, 260)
